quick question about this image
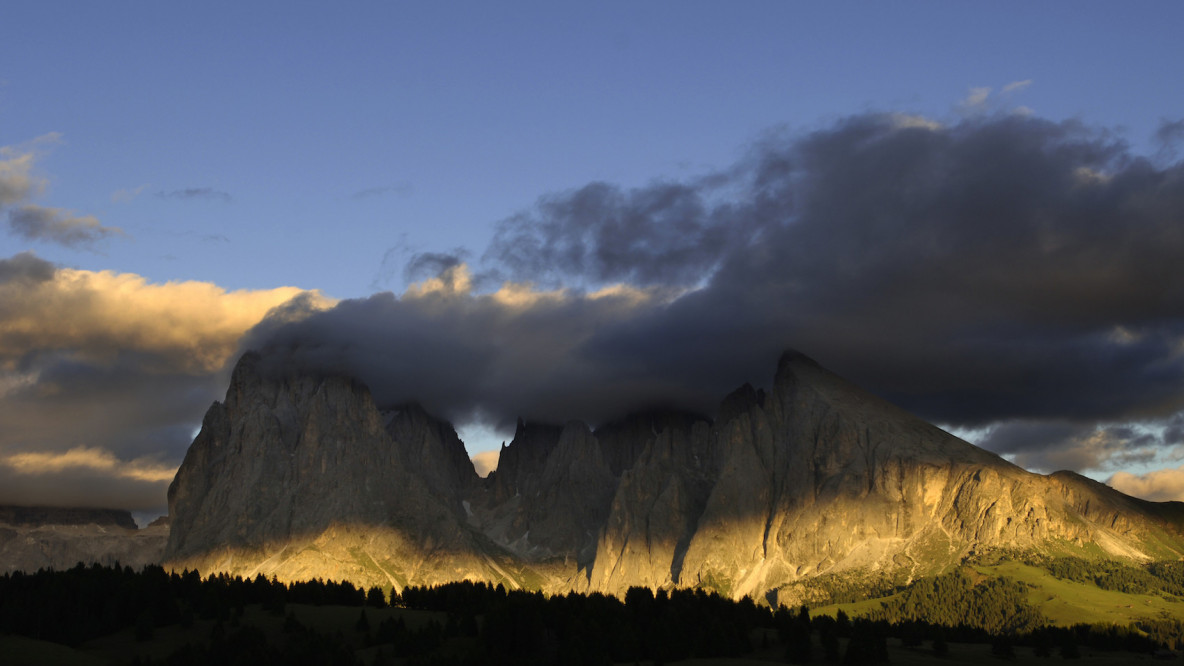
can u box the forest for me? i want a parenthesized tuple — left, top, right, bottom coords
(1, 558, 1182, 665)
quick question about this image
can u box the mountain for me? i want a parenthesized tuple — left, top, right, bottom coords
(163, 351, 1184, 601)
(0, 506, 167, 573)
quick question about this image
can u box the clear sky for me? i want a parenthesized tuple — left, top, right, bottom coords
(2, 2, 1183, 519)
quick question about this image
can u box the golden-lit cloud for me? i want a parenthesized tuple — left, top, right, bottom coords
(488, 281, 566, 310)
(0, 257, 332, 374)
(1107, 467, 1184, 502)
(403, 263, 474, 298)
(471, 450, 500, 478)
(403, 261, 671, 313)
(0, 252, 332, 513)
(2, 445, 177, 483)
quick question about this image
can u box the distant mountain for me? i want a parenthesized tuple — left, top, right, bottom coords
(0, 506, 138, 529)
(0, 505, 167, 573)
(163, 351, 1184, 602)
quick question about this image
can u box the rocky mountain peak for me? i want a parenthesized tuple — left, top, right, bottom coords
(489, 420, 564, 503)
(165, 352, 488, 580)
(163, 349, 1184, 600)
(717, 382, 765, 426)
(593, 410, 711, 476)
(384, 402, 478, 501)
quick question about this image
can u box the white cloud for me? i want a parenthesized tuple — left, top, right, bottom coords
(0, 256, 331, 373)
(960, 86, 992, 110)
(111, 184, 149, 203)
(1001, 79, 1033, 95)
(958, 81, 1032, 116)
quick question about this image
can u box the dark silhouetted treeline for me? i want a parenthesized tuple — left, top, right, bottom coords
(0, 563, 367, 647)
(0, 562, 1179, 664)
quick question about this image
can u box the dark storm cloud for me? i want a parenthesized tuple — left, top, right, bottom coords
(701, 114, 1184, 425)
(242, 281, 703, 429)
(256, 112, 1184, 437)
(156, 187, 233, 202)
(0, 468, 172, 514)
(1156, 119, 1184, 147)
(1, 350, 216, 458)
(403, 251, 467, 284)
(1157, 119, 1184, 162)
(0, 251, 55, 284)
(0, 350, 221, 512)
(484, 180, 765, 288)
(975, 420, 1163, 473)
(7, 205, 124, 248)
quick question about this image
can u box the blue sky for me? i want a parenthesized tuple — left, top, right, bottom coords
(7, 2, 1181, 297)
(2, 2, 1183, 515)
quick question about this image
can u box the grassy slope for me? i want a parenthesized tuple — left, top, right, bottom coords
(664, 641, 1166, 665)
(811, 559, 1184, 628)
(975, 560, 1184, 627)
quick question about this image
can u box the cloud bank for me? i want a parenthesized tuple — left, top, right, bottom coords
(1109, 462, 1184, 502)
(245, 112, 1184, 480)
(0, 252, 326, 512)
(4, 110, 1183, 511)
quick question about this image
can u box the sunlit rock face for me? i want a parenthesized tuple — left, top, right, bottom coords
(585, 412, 717, 592)
(662, 353, 1184, 602)
(164, 351, 1184, 599)
(165, 352, 501, 589)
(0, 506, 166, 573)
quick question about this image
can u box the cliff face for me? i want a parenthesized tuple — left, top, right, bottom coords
(163, 351, 1184, 599)
(165, 353, 501, 589)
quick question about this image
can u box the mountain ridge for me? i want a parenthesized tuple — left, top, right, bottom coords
(162, 349, 1184, 601)
(0, 505, 167, 573)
